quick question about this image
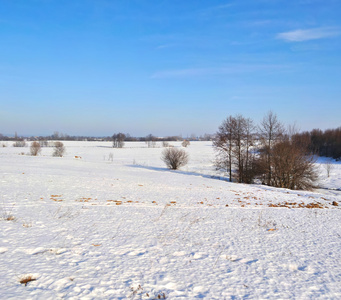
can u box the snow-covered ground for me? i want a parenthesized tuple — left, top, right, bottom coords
(1, 141, 340, 299)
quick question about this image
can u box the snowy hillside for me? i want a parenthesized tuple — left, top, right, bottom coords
(1, 141, 340, 299)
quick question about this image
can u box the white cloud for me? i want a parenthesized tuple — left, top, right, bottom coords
(277, 27, 340, 42)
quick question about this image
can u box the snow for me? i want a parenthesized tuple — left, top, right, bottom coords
(1, 141, 341, 299)
(316, 157, 341, 196)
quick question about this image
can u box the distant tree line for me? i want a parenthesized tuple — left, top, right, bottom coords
(0, 132, 108, 142)
(0, 132, 213, 143)
(293, 128, 341, 160)
(110, 133, 214, 148)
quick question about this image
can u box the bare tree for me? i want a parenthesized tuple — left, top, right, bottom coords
(146, 134, 157, 148)
(324, 159, 334, 178)
(232, 115, 248, 183)
(213, 116, 236, 182)
(240, 117, 258, 184)
(258, 111, 284, 185)
(112, 133, 126, 148)
(52, 131, 60, 140)
(190, 133, 197, 141)
(53, 142, 65, 157)
(30, 141, 41, 156)
(182, 140, 190, 147)
(230, 115, 258, 183)
(161, 148, 189, 170)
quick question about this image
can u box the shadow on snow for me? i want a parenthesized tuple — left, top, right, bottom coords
(127, 164, 229, 182)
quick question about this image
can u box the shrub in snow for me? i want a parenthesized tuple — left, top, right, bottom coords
(13, 140, 26, 147)
(30, 141, 41, 156)
(53, 142, 65, 157)
(262, 138, 318, 190)
(39, 140, 49, 147)
(161, 147, 189, 170)
(182, 140, 190, 147)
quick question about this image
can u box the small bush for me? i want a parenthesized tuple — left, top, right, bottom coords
(30, 141, 41, 156)
(182, 140, 190, 147)
(161, 147, 189, 170)
(39, 140, 48, 147)
(22, 221, 32, 228)
(53, 142, 65, 157)
(108, 153, 114, 162)
(13, 140, 26, 147)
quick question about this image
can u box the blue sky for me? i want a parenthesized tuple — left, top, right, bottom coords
(1, 0, 340, 137)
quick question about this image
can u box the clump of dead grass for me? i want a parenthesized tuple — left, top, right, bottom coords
(19, 275, 37, 286)
(268, 201, 325, 208)
(22, 221, 32, 228)
(130, 284, 167, 299)
(1, 202, 16, 221)
(4, 214, 16, 221)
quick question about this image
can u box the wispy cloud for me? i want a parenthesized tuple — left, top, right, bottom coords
(209, 3, 235, 10)
(277, 27, 340, 42)
(151, 64, 291, 79)
(152, 68, 212, 79)
(156, 44, 176, 50)
(192, 2, 236, 18)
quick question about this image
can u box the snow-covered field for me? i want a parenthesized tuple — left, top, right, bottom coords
(1, 141, 341, 299)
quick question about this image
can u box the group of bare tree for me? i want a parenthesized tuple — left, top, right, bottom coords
(112, 133, 126, 148)
(30, 141, 65, 157)
(112, 133, 193, 149)
(145, 134, 157, 148)
(214, 115, 257, 184)
(214, 111, 318, 190)
(13, 140, 27, 147)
